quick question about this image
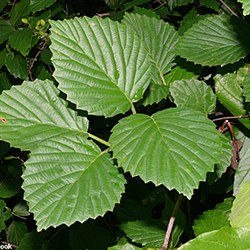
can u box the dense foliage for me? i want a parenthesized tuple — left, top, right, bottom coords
(1, 0, 250, 249)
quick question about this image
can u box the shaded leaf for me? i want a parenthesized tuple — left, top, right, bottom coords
(7, 220, 27, 245)
(50, 16, 151, 117)
(122, 13, 179, 85)
(170, 78, 216, 115)
(243, 72, 250, 102)
(29, 0, 57, 12)
(120, 220, 165, 249)
(133, 7, 160, 18)
(110, 108, 221, 199)
(10, 0, 30, 26)
(0, 49, 7, 69)
(178, 227, 250, 250)
(176, 15, 250, 66)
(200, 0, 220, 11)
(13, 201, 30, 217)
(193, 208, 230, 236)
(0, 20, 15, 44)
(0, 178, 23, 198)
(0, 0, 8, 13)
(9, 28, 33, 56)
(167, 0, 194, 12)
(108, 237, 142, 250)
(0, 72, 12, 94)
(230, 180, 250, 228)
(216, 197, 234, 217)
(5, 53, 28, 80)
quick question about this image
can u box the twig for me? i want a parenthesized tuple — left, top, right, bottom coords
(219, 0, 239, 17)
(65, 4, 68, 19)
(162, 194, 183, 250)
(29, 38, 50, 81)
(96, 13, 112, 18)
(0, 241, 18, 249)
(212, 115, 249, 122)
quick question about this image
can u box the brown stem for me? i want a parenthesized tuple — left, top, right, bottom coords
(219, 0, 239, 17)
(212, 115, 249, 122)
(162, 194, 183, 250)
(0, 241, 18, 249)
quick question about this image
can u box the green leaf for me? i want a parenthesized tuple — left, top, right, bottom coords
(13, 201, 30, 217)
(216, 197, 234, 217)
(110, 108, 221, 199)
(0, 178, 23, 198)
(133, 7, 160, 19)
(207, 134, 232, 185)
(122, 13, 179, 85)
(9, 28, 33, 56)
(176, 15, 250, 66)
(0, 79, 88, 150)
(233, 132, 250, 195)
(29, 0, 57, 12)
(123, 0, 151, 11)
(40, 49, 52, 65)
(178, 227, 250, 250)
(0, 72, 12, 94)
(18, 230, 50, 250)
(0, 49, 7, 69)
(5, 53, 28, 80)
(214, 73, 250, 130)
(120, 220, 165, 249)
(23, 136, 125, 231)
(243, 72, 250, 102)
(0, 0, 8, 12)
(237, 0, 250, 16)
(0, 200, 7, 231)
(167, 0, 194, 12)
(170, 78, 216, 115)
(50, 16, 151, 117)
(0, 20, 15, 44)
(141, 83, 169, 106)
(193, 208, 230, 236)
(200, 0, 220, 11)
(7, 220, 27, 245)
(230, 180, 250, 228)
(108, 237, 142, 250)
(69, 220, 113, 250)
(10, 0, 30, 26)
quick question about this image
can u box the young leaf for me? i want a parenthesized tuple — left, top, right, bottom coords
(110, 108, 221, 199)
(170, 78, 216, 115)
(237, 0, 250, 16)
(178, 227, 250, 250)
(23, 136, 125, 231)
(0, 79, 88, 150)
(176, 15, 250, 66)
(230, 180, 250, 228)
(8, 28, 33, 56)
(122, 13, 179, 85)
(193, 208, 230, 236)
(50, 16, 151, 117)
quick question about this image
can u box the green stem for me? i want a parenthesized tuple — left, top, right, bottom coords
(88, 133, 111, 147)
(131, 103, 137, 114)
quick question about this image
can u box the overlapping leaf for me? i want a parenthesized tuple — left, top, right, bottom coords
(178, 227, 250, 250)
(0, 79, 88, 150)
(50, 16, 151, 117)
(110, 108, 221, 199)
(176, 15, 250, 66)
(170, 78, 216, 115)
(230, 180, 250, 228)
(29, 0, 57, 12)
(122, 13, 179, 85)
(243, 72, 250, 102)
(0, 79, 126, 230)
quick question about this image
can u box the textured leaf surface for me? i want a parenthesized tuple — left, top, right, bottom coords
(230, 180, 250, 228)
(110, 108, 221, 198)
(168, 0, 194, 11)
(120, 221, 165, 248)
(178, 227, 250, 250)
(0, 20, 15, 44)
(233, 132, 250, 195)
(238, 0, 250, 15)
(0, 178, 23, 198)
(170, 78, 216, 114)
(193, 208, 230, 236)
(10, 0, 30, 26)
(0, 79, 88, 150)
(122, 13, 179, 85)
(50, 16, 151, 117)
(9, 28, 33, 56)
(215, 73, 250, 130)
(176, 15, 250, 66)
(7, 220, 27, 245)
